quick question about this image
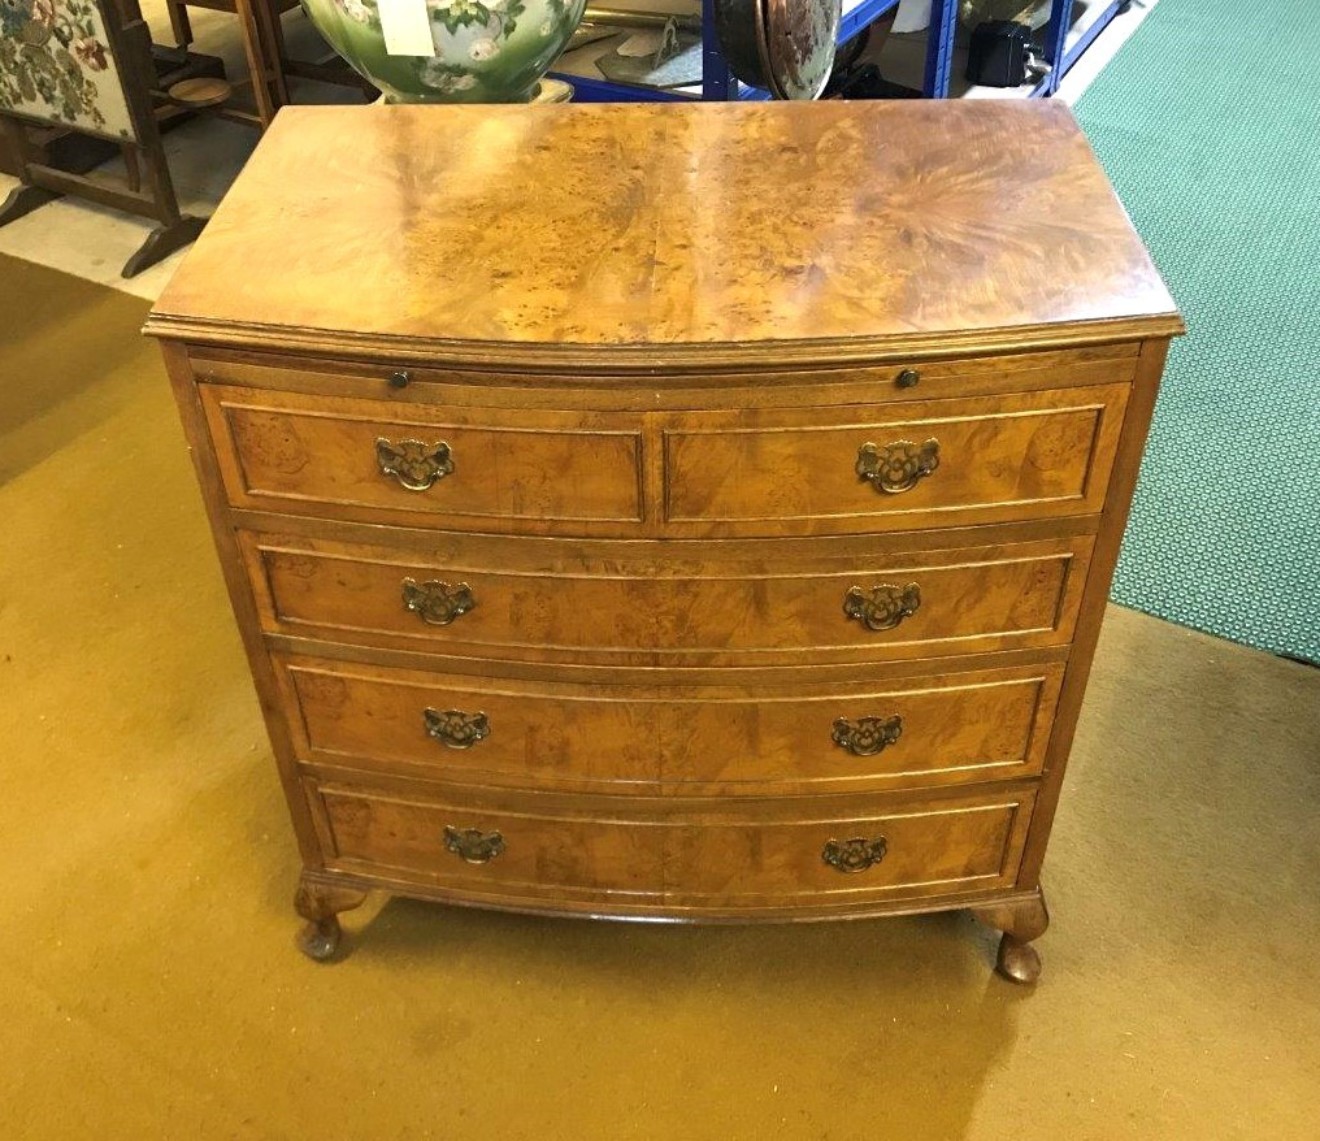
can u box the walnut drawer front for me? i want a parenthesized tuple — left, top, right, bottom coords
(314, 782, 665, 905)
(201, 385, 644, 531)
(277, 654, 1063, 795)
(310, 780, 1035, 914)
(245, 533, 1093, 666)
(663, 385, 1129, 535)
(659, 790, 1035, 910)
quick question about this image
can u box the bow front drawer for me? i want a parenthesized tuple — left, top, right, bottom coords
(276, 654, 1064, 794)
(663, 385, 1129, 535)
(659, 789, 1035, 911)
(311, 781, 666, 907)
(242, 531, 1092, 666)
(200, 385, 645, 532)
(309, 779, 1035, 917)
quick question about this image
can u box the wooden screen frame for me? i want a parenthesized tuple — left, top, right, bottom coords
(0, 0, 204, 276)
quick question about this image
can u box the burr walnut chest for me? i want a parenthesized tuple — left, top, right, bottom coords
(146, 101, 1182, 981)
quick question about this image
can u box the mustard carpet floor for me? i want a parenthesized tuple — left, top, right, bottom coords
(1, 254, 1319, 1138)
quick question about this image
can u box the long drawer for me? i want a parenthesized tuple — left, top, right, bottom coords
(309, 779, 1036, 915)
(276, 653, 1064, 795)
(202, 379, 1128, 539)
(244, 531, 1093, 666)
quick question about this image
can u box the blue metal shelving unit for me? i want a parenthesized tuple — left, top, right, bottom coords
(922, 0, 1134, 98)
(556, 0, 926, 101)
(555, 0, 1129, 102)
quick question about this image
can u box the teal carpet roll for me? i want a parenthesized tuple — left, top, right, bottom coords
(1074, 0, 1320, 663)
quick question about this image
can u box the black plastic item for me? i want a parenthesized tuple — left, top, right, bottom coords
(823, 63, 922, 101)
(966, 20, 1033, 87)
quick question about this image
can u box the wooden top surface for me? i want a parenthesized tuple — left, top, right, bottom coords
(147, 102, 1182, 369)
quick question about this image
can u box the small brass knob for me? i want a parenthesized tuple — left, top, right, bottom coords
(895, 369, 920, 389)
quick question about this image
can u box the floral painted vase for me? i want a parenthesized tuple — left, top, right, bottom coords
(300, 0, 586, 103)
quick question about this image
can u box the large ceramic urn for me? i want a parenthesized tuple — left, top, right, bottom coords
(301, 0, 586, 102)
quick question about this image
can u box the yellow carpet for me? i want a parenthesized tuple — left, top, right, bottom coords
(1, 254, 1318, 1138)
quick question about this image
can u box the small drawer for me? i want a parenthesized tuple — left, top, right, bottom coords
(276, 653, 1064, 795)
(244, 532, 1093, 666)
(186, 343, 1140, 411)
(660, 789, 1035, 910)
(314, 782, 667, 906)
(309, 780, 1034, 916)
(663, 385, 1129, 536)
(201, 384, 644, 532)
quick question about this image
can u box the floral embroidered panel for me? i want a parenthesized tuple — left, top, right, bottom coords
(1, 0, 135, 139)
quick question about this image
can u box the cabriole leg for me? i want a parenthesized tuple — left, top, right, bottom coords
(971, 887, 1050, 984)
(294, 871, 368, 962)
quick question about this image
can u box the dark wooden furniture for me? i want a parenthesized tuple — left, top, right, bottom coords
(1, 0, 205, 275)
(161, 0, 291, 126)
(161, 0, 373, 124)
(145, 102, 1182, 982)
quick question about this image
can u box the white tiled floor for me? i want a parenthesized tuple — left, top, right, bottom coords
(0, 0, 1162, 301)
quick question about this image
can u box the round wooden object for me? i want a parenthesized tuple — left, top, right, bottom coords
(168, 78, 233, 108)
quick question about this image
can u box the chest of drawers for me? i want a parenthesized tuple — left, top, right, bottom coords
(146, 100, 1182, 982)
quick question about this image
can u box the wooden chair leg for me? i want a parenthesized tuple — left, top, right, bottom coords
(165, 0, 194, 47)
(258, 0, 292, 106)
(264, 0, 292, 81)
(234, 0, 285, 127)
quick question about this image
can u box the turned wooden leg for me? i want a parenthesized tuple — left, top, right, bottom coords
(971, 888, 1050, 985)
(294, 872, 368, 962)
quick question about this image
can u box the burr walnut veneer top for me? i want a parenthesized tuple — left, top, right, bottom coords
(146, 102, 1181, 368)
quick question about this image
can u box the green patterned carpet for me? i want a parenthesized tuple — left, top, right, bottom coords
(1075, 0, 1320, 663)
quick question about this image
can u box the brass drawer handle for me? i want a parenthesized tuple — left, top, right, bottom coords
(402, 577, 475, 626)
(856, 438, 939, 494)
(376, 437, 454, 491)
(843, 582, 921, 632)
(444, 826, 505, 864)
(831, 715, 903, 756)
(424, 708, 490, 749)
(822, 836, 888, 874)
